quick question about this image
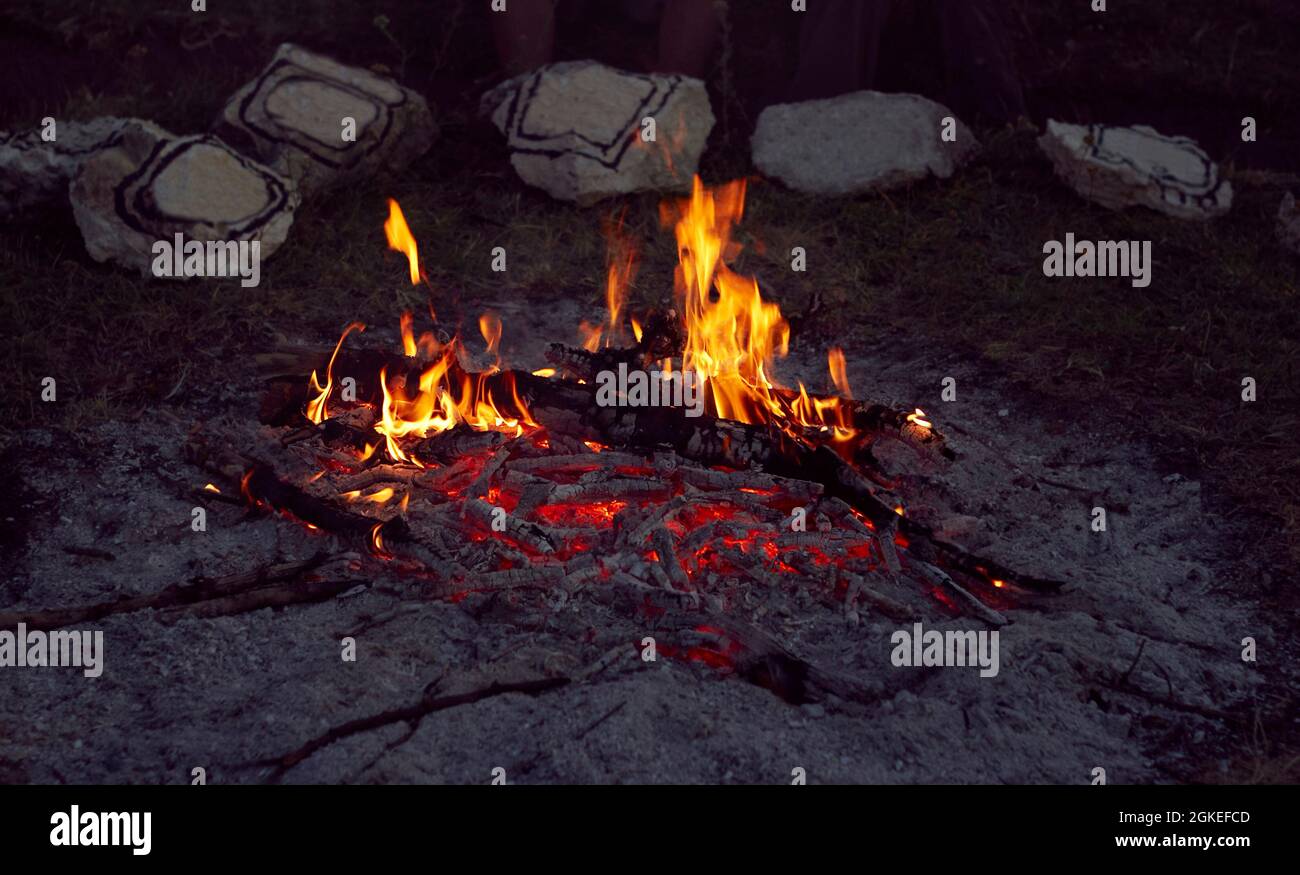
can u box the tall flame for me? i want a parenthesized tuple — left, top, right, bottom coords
(306, 321, 365, 424)
(658, 177, 861, 445)
(385, 198, 423, 285)
(582, 211, 639, 351)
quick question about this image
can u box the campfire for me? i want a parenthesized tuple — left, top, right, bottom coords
(187, 177, 1060, 704)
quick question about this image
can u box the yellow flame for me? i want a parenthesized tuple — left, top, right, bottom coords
(656, 177, 857, 445)
(306, 321, 366, 424)
(385, 198, 422, 285)
(373, 320, 536, 463)
(341, 487, 396, 505)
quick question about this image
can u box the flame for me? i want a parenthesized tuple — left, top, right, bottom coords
(374, 313, 536, 463)
(659, 177, 857, 444)
(369, 522, 390, 557)
(828, 348, 851, 399)
(203, 483, 221, 493)
(385, 198, 422, 284)
(582, 212, 639, 351)
(479, 312, 503, 369)
(907, 408, 932, 430)
(400, 311, 417, 357)
(341, 487, 396, 505)
(306, 321, 365, 424)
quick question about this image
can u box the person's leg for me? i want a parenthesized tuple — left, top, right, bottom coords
(491, 0, 558, 77)
(784, 0, 895, 102)
(655, 0, 722, 78)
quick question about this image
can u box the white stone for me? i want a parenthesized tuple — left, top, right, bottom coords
(0, 117, 165, 221)
(69, 122, 298, 276)
(481, 61, 714, 205)
(1038, 120, 1232, 220)
(215, 43, 437, 196)
(1277, 193, 1300, 255)
(751, 91, 979, 195)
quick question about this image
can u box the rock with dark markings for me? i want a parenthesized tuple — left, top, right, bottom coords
(1038, 120, 1232, 220)
(480, 61, 714, 205)
(0, 117, 164, 221)
(69, 122, 298, 276)
(214, 43, 437, 196)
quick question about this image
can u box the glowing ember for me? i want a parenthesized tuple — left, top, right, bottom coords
(266, 173, 1039, 644)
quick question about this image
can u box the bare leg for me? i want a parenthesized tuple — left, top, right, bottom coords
(491, 0, 558, 77)
(655, 0, 722, 78)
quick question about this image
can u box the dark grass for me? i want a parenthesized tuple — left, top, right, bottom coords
(0, 0, 1297, 780)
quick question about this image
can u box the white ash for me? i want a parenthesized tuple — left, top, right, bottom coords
(0, 306, 1273, 785)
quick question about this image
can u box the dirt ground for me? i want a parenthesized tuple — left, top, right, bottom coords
(0, 0, 1297, 783)
(0, 302, 1276, 784)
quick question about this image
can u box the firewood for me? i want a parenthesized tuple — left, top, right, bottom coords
(0, 553, 349, 631)
(260, 676, 571, 778)
(256, 346, 1060, 595)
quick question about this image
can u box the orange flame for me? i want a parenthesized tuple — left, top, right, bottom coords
(306, 321, 365, 424)
(583, 211, 639, 351)
(479, 312, 503, 369)
(385, 198, 423, 284)
(657, 177, 857, 444)
(374, 313, 537, 464)
(828, 348, 851, 400)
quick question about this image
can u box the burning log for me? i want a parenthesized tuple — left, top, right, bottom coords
(185, 434, 409, 551)
(462, 497, 555, 554)
(254, 354, 1059, 597)
(411, 426, 506, 463)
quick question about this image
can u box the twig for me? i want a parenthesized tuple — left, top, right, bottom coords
(0, 552, 346, 631)
(259, 677, 570, 780)
(574, 701, 627, 741)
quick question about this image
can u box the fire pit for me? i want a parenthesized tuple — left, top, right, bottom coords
(176, 177, 1058, 705)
